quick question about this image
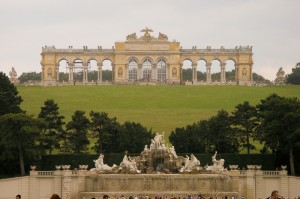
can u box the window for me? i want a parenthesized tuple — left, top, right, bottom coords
(142, 58, 152, 80)
(128, 59, 138, 80)
(157, 58, 166, 81)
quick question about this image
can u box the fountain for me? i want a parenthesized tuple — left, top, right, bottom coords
(81, 133, 238, 198)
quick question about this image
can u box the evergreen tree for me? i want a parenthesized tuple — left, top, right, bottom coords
(0, 72, 23, 115)
(231, 101, 259, 154)
(0, 113, 43, 176)
(66, 110, 90, 153)
(38, 99, 65, 154)
(286, 62, 300, 84)
(256, 94, 300, 176)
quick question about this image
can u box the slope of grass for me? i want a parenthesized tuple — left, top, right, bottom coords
(18, 85, 300, 135)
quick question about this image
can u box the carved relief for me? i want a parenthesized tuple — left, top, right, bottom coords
(118, 67, 123, 78)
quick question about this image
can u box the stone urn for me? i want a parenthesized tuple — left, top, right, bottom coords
(30, 165, 36, 171)
(55, 165, 62, 170)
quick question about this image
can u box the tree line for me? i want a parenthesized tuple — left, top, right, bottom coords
(1, 72, 300, 176)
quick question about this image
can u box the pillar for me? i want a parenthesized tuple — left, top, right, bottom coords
(56, 64, 59, 81)
(206, 63, 212, 83)
(192, 63, 197, 83)
(97, 63, 102, 83)
(221, 63, 226, 83)
(68, 63, 74, 83)
(152, 63, 157, 81)
(235, 63, 239, 82)
(62, 170, 72, 199)
(138, 64, 142, 80)
(166, 63, 170, 82)
(112, 64, 115, 82)
(41, 64, 45, 81)
(180, 63, 183, 84)
(125, 64, 129, 80)
(83, 63, 88, 83)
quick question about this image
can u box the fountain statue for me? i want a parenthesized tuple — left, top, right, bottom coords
(90, 133, 227, 174)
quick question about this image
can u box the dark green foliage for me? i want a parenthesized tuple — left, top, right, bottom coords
(66, 110, 90, 153)
(286, 62, 300, 85)
(0, 113, 44, 176)
(90, 111, 120, 153)
(231, 101, 259, 154)
(59, 72, 68, 82)
(256, 93, 300, 175)
(38, 99, 65, 154)
(118, 121, 154, 153)
(0, 72, 23, 115)
(170, 110, 240, 153)
(253, 73, 271, 84)
(18, 72, 41, 84)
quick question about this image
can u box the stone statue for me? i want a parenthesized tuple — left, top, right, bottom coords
(118, 67, 123, 78)
(150, 132, 166, 150)
(119, 155, 141, 174)
(274, 67, 286, 85)
(9, 67, 19, 84)
(90, 154, 116, 172)
(206, 151, 227, 173)
(126, 33, 137, 40)
(172, 67, 177, 77)
(179, 154, 201, 173)
(158, 32, 168, 40)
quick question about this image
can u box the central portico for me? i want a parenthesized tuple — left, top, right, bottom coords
(41, 28, 253, 85)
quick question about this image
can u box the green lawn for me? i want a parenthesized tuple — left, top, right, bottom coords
(18, 85, 300, 135)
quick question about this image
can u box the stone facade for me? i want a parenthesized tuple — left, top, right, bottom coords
(0, 169, 299, 199)
(41, 29, 253, 86)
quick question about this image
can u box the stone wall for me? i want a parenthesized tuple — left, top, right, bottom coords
(0, 170, 299, 199)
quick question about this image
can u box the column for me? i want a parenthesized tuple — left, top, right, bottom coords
(138, 64, 143, 80)
(62, 170, 72, 199)
(68, 63, 74, 83)
(180, 63, 183, 84)
(250, 63, 253, 82)
(192, 63, 197, 83)
(112, 64, 115, 82)
(56, 64, 59, 81)
(235, 63, 239, 82)
(166, 63, 170, 82)
(125, 64, 129, 80)
(152, 63, 157, 81)
(206, 63, 212, 83)
(41, 64, 45, 81)
(221, 63, 226, 83)
(83, 63, 88, 83)
(97, 63, 102, 83)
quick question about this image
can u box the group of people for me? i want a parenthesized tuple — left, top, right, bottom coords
(15, 190, 295, 199)
(16, 193, 61, 199)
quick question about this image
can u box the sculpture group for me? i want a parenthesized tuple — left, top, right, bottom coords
(90, 133, 226, 174)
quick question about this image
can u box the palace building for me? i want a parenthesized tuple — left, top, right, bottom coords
(41, 28, 253, 86)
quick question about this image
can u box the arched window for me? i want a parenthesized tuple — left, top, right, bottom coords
(157, 58, 166, 81)
(128, 59, 138, 80)
(142, 58, 152, 80)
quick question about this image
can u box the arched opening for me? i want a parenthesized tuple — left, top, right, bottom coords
(182, 59, 192, 82)
(225, 60, 236, 82)
(88, 59, 98, 82)
(102, 60, 112, 82)
(128, 59, 138, 81)
(157, 58, 166, 82)
(142, 58, 152, 81)
(73, 59, 83, 82)
(58, 59, 68, 82)
(197, 60, 207, 82)
(211, 60, 221, 82)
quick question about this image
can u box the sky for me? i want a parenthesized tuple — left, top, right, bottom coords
(0, 0, 299, 81)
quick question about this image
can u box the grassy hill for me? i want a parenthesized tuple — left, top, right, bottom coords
(18, 85, 300, 135)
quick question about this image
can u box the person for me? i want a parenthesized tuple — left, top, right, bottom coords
(103, 194, 109, 199)
(16, 195, 21, 199)
(50, 194, 61, 199)
(266, 190, 282, 199)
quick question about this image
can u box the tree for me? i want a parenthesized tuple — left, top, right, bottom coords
(18, 72, 41, 84)
(256, 94, 300, 175)
(231, 101, 259, 154)
(38, 99, 65, 154)
(0, 72, 23, 115)
(66, 110, 90, 153)
(206, 110, 240, 153)
(286, 62, 300, 84)
(118, 121, 153, 153)
(0, 113, 43, 176)
(89, 111, 119, 153)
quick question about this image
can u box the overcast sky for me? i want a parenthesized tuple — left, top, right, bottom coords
(0, 0, 299, 81)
